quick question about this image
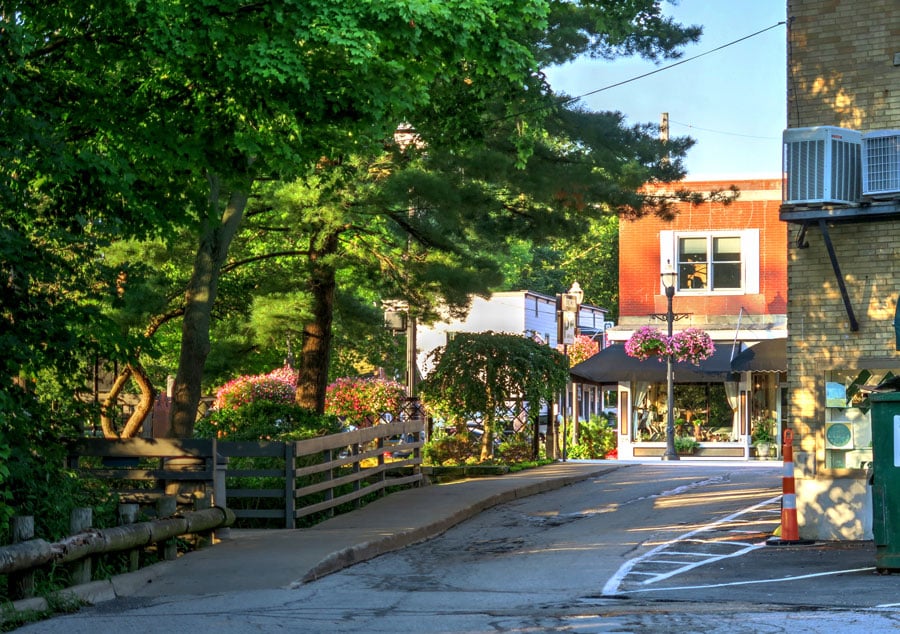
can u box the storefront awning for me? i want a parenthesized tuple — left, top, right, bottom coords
(729, 339, 786, 373)
(570, 344, 735, 384)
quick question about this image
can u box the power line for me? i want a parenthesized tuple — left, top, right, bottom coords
(669, 119, 779, 141)
(560, 21, 786, 107)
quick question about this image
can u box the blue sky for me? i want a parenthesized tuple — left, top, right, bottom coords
(545, 0, 787, 180)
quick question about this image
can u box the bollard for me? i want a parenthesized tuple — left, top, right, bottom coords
(768, 429, 813, 546)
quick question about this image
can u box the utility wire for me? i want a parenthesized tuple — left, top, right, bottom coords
(669, 119, 780, 141)
(502, 21, 786, 121)
(560, 21, 786, 106)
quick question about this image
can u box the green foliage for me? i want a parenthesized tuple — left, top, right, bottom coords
(751, 419, 776, 445)
(0, 427, 13, 530)
(567, 415, 617, 459)
(195, 401, 339, 441)
(496, 435, 535, 463)
(674, 436, 700, 454)
(423, 435, 477, 466)
(420, 332, 567, 461)
(0, 389, 118, 546)
(421, 332, 568, 423)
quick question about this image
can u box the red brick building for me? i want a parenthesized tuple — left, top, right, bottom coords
(575, 178, 787, 460)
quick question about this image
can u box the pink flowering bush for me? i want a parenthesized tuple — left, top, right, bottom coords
(559, 334, 600, 367)
(213, 366, 298, 411)
(624, 326, 714, 366)
(325, 377, 406, 426)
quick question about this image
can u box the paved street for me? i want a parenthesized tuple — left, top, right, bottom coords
(13, 461, 900, 633)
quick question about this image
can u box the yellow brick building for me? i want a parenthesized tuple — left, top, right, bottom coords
(785, 0, 900, 539)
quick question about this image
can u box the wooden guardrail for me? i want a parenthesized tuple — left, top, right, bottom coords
(2, 499, 234, 602)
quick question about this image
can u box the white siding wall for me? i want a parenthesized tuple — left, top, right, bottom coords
(417, 291, 607, 377)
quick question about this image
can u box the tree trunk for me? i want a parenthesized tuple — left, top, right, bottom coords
(120, 363, 156, 438)
(295, 232, 339, 413)
(169, 178, 250, 438)
(101, 366, 133, 438)
(100, 362, 157, 439)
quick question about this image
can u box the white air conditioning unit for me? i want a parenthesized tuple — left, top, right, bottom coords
(783, 126, 862, 205)
(862, 130, 900, 197)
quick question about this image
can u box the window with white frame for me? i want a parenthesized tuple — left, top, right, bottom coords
(660, 230, 759, 295)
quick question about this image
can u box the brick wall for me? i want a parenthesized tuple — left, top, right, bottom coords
(786, 0, 900, 540)
(619, 179, 785, 323)
(787, 1, 900, 130)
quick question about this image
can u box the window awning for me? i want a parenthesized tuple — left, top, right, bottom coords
(570, 344, 735, 384)
(729, 339, 786, 373)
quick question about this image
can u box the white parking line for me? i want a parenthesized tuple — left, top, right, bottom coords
(602, 494, 782, 596)
(621, 566, 878, 594)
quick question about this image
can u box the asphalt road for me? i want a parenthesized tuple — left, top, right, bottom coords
(21, 462, 897, 632)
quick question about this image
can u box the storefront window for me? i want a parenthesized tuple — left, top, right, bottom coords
(632, 382, 736, 443)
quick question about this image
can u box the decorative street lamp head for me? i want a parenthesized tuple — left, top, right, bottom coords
(660, 260, 677, 291)
(568, 281, 584, 306)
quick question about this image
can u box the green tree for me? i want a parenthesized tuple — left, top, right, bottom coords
(419, 332, 568, 461)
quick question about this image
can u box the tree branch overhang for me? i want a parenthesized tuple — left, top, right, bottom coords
(781, 199, 900, 332)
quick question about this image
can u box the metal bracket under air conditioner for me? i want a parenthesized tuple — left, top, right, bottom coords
(817, 219, 859, 332)
(781, 200, 900, 333)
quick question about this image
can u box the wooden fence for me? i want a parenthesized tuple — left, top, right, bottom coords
(64, 418, 425, 529)
(0, 420, 424, 605)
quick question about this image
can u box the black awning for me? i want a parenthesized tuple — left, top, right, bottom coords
(570, 343, 735, 384)
(730, 339, 787, 372)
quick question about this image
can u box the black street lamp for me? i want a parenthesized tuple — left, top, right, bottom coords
(660, 265, 679, 461)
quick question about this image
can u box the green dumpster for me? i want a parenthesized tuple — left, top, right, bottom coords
(869, 392, 900, 571)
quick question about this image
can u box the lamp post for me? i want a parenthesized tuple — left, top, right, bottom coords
(560, 281, 583, 461)
(660, 265, 679, 461)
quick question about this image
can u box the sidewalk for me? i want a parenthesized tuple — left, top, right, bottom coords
(53, 462, 621, 606)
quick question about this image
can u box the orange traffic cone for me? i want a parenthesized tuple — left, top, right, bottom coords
(768, 428, 813, 546)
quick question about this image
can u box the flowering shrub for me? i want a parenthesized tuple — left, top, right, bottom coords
(624, 326, 667, 361)
(196, 401, 340, 440)
(560, 334, 600, 367)
(624, 326, 714, 366)
(213, 366, 298, 410)
(324, 377, 406, 425)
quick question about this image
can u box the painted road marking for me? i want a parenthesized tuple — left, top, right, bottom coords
(602, 494, 782, 595)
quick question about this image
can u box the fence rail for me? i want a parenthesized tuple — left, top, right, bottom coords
(64, 418, 425, 528)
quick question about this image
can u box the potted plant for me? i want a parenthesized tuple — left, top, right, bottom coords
(674, 435, 700, 455)
(751, 419, 776, 458)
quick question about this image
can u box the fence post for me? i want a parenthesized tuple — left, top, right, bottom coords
(214, 448, 230, 540)
(118, 503, 141, 571)
(323, 448, 335, 519)
(8, 516, 35, 599)
(156, 495, 178, 561)
(69, 507, 93, 586)
(284, 442, 295, 529)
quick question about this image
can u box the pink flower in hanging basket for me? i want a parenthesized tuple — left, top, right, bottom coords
(624, 326, 667, 361)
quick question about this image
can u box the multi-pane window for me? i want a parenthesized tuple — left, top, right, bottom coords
(677, 235, 742, 291)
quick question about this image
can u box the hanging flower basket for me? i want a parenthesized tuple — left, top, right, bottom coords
(667, 328, 715, 365)
(623, 326, 667, 361)
(625, 326, 714, 366)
